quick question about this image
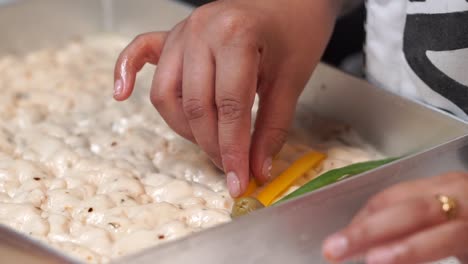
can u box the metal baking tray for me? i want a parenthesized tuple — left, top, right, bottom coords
(0, 0, 467, 263)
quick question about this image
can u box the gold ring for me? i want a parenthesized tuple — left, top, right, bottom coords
(436, 194, 458, 220)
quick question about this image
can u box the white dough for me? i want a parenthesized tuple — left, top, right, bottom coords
(0, 35, 380, 263)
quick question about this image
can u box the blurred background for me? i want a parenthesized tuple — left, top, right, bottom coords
(180, 0, 366, 77)
(0, 0, 366, 77)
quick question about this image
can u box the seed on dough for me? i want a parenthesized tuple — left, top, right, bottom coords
(108, 222, 120, 229)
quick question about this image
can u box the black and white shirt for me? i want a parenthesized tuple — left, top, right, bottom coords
(365, 0, 468, 121)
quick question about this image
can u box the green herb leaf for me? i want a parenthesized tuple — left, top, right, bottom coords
(274, 157, 399, 204)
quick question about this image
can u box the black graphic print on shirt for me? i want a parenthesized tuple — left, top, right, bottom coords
(403, 4, 468, 113)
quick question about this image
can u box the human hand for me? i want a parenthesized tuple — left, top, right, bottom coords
(323, 172, 468, 264)
(113, 0, 339, 197)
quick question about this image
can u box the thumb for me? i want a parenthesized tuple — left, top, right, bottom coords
(113, 32, 168, 101)
(250, 87, 299, 184)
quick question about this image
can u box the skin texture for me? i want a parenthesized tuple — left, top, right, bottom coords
(113, 1, 468, 262)
(322, 172, 468, 264)
(113, 0, 338, 197)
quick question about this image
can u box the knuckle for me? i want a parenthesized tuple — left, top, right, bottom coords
(219, 10, 247, 32)
(266, 127, 289, 147)
(217, 10, 258, 46)
(132, 33, 151, 50)
(186, 7, 210, 32)
(149, 88, 167, 109)
(183, 98, 207, 121)
(216, 97, 244, 124)
(133, 33, 147, 44)
(220, 146, 248, 162)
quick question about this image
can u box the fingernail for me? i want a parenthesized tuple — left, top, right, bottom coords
(366, 246, 405, 264)
(114, 79, 123, 97)
(323, 234, 349, 261)
(262, 157, 272, 180)
(226, 171, 241, 197)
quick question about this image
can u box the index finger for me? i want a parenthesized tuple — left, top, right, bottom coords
(114, 32, 168, 101)
(214, 45, 260, 197)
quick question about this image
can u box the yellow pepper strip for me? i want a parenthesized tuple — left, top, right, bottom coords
(256, 151, 326, 206)
(240, 179, 258, 198)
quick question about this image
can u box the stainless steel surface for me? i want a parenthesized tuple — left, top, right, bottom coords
(0, 0, 467, 263)
(298, 65, 468, 157)
(0, 225, 78, 264)
(116, 134, 468, 264)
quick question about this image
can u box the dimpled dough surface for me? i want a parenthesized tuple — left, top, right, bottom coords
(0, 35, 380, 263)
